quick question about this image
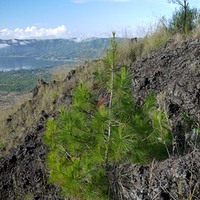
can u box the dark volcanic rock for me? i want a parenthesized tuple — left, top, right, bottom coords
(110, 150, 200, 200)
(6, 115, 12, 124)
(30, 79, 49, 98)
(63, 69, 76, 81)
(0, 129, 64, 199)
(0, 70, 78, 199)
(129, 39, 200, 150)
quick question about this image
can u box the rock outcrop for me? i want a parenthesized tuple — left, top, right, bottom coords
(110, 150, 200, 200)
(0, 71, 77, 199)
(130, 39, 200, 151)
(0, 110, 66, 199)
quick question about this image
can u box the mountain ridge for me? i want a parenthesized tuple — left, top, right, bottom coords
(0, 38, 112, 60)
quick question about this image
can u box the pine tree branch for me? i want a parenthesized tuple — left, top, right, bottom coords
(76, 107, 95, 119)
(68, 130, 93, 145)
(142, 128, 157, 142)
(111, 100, 119, 109)
(98, 63, 111, 90)
(60, 144, 73, 163)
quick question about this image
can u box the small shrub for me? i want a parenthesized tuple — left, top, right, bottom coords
(168, 5, 199, 35)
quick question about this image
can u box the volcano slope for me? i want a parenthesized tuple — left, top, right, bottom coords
(0, 39, 200, 199)
(114, 38, 200, 200)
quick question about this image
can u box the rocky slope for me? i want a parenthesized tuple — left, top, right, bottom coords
(0, 38, 200, 199)
(0, 70, 78, 200)
(110, 150, 200, 199)
(130, 39, 200, 152)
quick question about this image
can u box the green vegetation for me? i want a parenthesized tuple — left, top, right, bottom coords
(117, 1, 200, 59)
(0, 38, 112, 60)
(182, 112, 200, 152)
(117, 20, 171, 59)
(142, 21, 171, 56)
(44, 33, 171, 199)
(168, 4, 200, 35)
(0, 67, 52, 92)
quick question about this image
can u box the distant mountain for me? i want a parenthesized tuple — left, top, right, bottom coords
(0, 38, 112, 60)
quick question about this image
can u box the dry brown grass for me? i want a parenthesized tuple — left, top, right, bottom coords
(0, 91, 30, 115)
(192, 24, 200, 38)
(116, 19, 172, 66)
(49, 64, 75, 80)
(117, 38, 133, 66)
(76, 60, 99, 90)
(0, 64, 79, 155)
(0, 91, 30, 150)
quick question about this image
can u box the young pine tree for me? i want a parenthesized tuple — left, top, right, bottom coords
(44, 33, 171, 200)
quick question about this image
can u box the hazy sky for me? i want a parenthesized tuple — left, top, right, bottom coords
(0, 0, 200, 39)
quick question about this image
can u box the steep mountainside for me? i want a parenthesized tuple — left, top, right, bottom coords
(0, 39, 200, 199)
(0, 38, 111, 59)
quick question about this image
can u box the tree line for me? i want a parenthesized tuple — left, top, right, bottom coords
(0, 68, 51, 92)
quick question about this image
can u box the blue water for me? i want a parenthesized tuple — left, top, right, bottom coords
(0, 57, 76, 71)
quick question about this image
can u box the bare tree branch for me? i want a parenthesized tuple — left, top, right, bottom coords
(168, 0, 189, 33)
(169, 0, 184, 7)
(168, 0, 188, 8)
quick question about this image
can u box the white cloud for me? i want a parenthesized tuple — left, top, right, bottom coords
(20, 41, 30, 45)
(11, 39, 18, 44)
(0, 44, 10, 49)
(74, 38, 83, 42)
(0, 25, 133, 40)
(0, 25, 70, 39)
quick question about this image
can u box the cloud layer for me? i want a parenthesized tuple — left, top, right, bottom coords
(0, 25, 73, 39)
(0, 24, 137, 40)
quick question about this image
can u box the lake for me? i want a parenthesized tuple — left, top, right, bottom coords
(0, 57, 78, 71)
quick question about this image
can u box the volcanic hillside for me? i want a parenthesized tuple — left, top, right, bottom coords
(0, 38, 200, 199)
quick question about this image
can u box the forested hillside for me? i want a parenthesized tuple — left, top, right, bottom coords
(0, 67, 52, 92)
(0, 38, 111, 59)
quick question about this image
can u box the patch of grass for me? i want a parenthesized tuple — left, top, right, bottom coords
(0, 65, 77, 155)
(77, 60, 99, 90)
(50, 64, 74, 81)
(192, 23, 200, 38)
(142, 24, 171, 57)
(22, 192, 34, 200)
(116, 19, 171, 64)
(117, 38, 134, 66)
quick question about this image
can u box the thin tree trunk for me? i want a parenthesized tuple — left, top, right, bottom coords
(104, 36, 115, 169)
(183, 0, 187, 33)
